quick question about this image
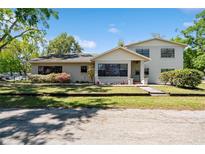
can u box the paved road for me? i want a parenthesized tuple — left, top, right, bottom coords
(0, 108, 205, 144)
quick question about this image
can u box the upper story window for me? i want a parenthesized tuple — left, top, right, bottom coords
(38, 66, 62, 75)
(136, 48, 150, 57)
(161, 48, 175, 58)
(81, 66, 87, 73)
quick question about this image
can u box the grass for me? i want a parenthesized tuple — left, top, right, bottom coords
(152, 83, 205, 94)
(0, 95, 205, 110)
(0, 85, 147, 94)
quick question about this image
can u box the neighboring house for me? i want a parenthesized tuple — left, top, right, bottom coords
(30, 38, 186, 84)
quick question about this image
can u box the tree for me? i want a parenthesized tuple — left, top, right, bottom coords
(47, 33, 82, 54)
(172, 9, 205, 71)
(0, 49, 21, 76)
(117, 39, 125, 47)
(0, 39, 39, 76)
(0, 8, 58, 51)
(193, 53, 205, 72)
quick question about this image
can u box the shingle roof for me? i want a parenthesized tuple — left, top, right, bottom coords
(30, 53, 94, 63)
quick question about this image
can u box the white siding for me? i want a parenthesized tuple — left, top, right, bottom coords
(31, 63, 92, 82)
(94, 48, 146, 84)
(127, 40, 184, 83)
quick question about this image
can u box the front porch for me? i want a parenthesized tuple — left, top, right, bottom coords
(92, 47, 150, 85)
(94, 60, 146, 85)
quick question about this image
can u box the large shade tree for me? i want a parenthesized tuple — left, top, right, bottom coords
(0, 8, 58, 51)
(47, 33, 82, 54)
(0, 39, 39, 76)
(172, 9, 205, 72)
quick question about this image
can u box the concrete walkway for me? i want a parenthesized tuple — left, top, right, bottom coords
(0, 108, 205, 144)
(139, 86, 167, 96)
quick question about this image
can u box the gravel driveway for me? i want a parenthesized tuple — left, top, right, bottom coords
(0, 108, 205, 144)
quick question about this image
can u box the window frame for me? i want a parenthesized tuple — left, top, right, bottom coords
(81, 65, 88, 73)
(98, 63, 128, 77)
(136, 48, 150, 57)
(144, 68, 149, 76)
(161, 48, 175, 58)
(38, 66, 62, 75)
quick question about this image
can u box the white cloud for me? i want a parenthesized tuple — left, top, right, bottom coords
(108, 27, 119, 33)
(74, 36, 96, 49)
(183, 22, 193, 27)
(108, 24, 120, 34)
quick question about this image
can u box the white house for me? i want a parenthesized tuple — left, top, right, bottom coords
(30, 37, 187, 84)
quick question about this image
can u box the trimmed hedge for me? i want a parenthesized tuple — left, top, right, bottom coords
(160, 69, 204, 88)
(28, 73, 71, 83)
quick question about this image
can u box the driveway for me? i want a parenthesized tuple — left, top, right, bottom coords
(0, 108, 205, 144)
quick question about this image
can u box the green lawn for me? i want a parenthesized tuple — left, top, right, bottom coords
(0, 95, 205, 110)
(152, 84, 205, 94)
(0, 85, 147, 94)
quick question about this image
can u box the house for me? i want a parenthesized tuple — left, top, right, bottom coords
(30, 37, 187, 84)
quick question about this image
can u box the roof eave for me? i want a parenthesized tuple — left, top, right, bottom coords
(125, 38, 187, 48)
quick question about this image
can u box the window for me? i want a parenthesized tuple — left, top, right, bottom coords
(161, 68, 174, 73)
(38, 66, 62, 74)
(136, 48, 150, 57)
(81, 66, 87, 73)
(161, 48, 175, 58)
(98, 64, 128, 77)
(144, 68, 149, 76)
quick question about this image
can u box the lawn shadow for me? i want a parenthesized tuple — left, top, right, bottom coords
(63, 85, 110, 93)
(175, 86, 205, 92)
(0, 85, 39, 93)
(0, 96, 116, 145)
(0, 85, 112, 94)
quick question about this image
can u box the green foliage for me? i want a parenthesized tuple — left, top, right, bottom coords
(0, 8, 58, 50)
(0, 50, 21, 75)
(0, 39, 39, 75)
(47, 33, 82, 54)
(160, 69, 204, 88)
(172, 9, 205, 71)
(159, 72, 171, 85)
(28, 73, 71, 83)
(193, 53, 205, 72)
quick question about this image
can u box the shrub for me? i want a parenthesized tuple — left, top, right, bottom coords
(159, 69, 204, 88)
(55, 73, 70, 83)
(172, 69, 203, 88)
(159, 72, 170, 85)
(28, 74, 43, 83)
(28, 73, 71, 83)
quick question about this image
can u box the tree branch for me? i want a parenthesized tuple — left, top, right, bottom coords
(0, 28, 39, 51)
(0, 19, 18, 42)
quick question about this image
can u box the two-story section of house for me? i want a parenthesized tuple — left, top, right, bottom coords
(125, 38, 187, 83)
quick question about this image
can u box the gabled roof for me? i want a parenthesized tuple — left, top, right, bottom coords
(125, 37, 187, 47)
(91, 47, 151, 61)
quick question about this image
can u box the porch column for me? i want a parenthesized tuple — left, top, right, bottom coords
(94, 62, 98, 84)
(128, 61, 131, 78)
(127, 61, 132, 84)
(140, 60, 144, 84)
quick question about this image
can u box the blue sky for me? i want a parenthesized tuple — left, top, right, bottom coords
(46, 8, 204, 53)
